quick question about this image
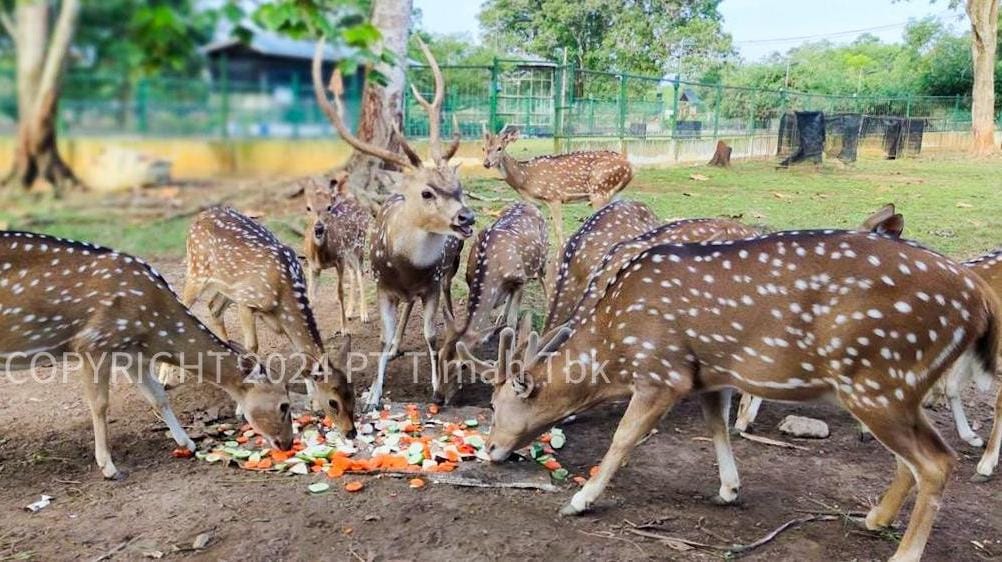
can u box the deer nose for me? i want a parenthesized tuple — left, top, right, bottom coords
(345, 427, 357, 440)
(457, 208, 475, 227)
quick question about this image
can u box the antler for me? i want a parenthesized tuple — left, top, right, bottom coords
(409, 36, 447, 163)
(442, 115, 461, 162)
(312, 39, 414, 171)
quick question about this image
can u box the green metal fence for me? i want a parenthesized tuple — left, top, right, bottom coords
(0, 62, 975, 146)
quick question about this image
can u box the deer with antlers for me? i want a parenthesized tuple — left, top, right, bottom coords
(170, 206, 356, 437)
(313, 36, 474, 411)
(0, 231, 295, 478)
(436, 202, 548, 404)
(483, 126, 634, 249)
(478, 227, 999, 561)
(304, 171, 370, 335)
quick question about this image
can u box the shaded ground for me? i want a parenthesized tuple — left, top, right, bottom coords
(0, 258, 999, 562)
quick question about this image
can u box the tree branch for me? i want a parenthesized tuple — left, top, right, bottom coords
(0, 9, 14, 41)
(33, 0, 80, 116)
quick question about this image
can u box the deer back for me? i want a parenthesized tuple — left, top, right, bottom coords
(545, 200, 658, 329)
(966, 248, 1002, 297)
(564, 218, 762, 329)
(306, 191, 370, 271)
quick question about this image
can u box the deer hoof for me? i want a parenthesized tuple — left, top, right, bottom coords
(103, 468, 127, 481)
(963, 436, 985, 449)
(858, 430, 874, 443)
(559, 501, 587, 517)
(970, 472, 992, 484)
(710, 492, 742, 506)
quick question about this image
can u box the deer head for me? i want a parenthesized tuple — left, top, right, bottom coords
(482, 125, 520, 169)
(230, 347, 296, 451)
(307, 336, 356, 437)
(312, 36, 473, 239)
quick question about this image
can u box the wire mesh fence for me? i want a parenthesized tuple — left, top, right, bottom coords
(0, 61, 975, 147)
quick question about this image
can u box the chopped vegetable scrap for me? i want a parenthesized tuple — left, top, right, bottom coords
(179, 405, 583, 490)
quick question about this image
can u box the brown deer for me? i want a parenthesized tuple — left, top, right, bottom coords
(0, 231, 295, 479)
(482, 126, 633, 249)
(173, 206, 356, 437)
(304, 171, 370, 335)
(545, 200, 658, 330)
(481, 229, 999, 562)
(964, 247, 1002, 479)
(313, 36, 474, 411)
(437, 202, 548, 404)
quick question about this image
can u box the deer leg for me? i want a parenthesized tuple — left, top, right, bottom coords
(306, 263, 321, 306)
(700, 390, 741, 504)
(944, 367, 982, 447)
(389, 301, 414, 358)
(546, 200, 565, 251)
(238, 306, 258, 355)
(852, 406, 954, 562)
(355, 265, 368, 324)
(560, 387, 680, 516)
(505, 287, 523, 330)
(80, 362, 122, 480)
(160, 279, 209, 386)
(975, 386, 1002, 480)
(204, 293, 230, 341)
(366, 291, 398, 412)
(131, 360, 195, 452)
(422, 292, 443, 403)
(335, 265, 348, 335)
(733, 394, 762, 433)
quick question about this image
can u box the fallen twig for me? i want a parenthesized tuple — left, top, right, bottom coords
(625, 514, 839, 556)
(738, 431, 810, 451)
(90, 536, 138, 562)
(577, 530, 647, 557)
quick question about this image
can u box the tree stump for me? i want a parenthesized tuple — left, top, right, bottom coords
(707, 140, 732, 167)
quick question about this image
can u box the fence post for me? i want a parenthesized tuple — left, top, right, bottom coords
(136, 78, 149, 135)
(219, 54, 229, 139)
(953, 94, 961, 130)
(553, 64, 562, 152)
(712, 83, 722, 140)
(671, 76, 680, 137)
(488, 57, 499, 133)
(905, 94, 912, 120)
(618, 73, 627, 152)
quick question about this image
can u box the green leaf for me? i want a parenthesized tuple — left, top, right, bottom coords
(308, 482, 331, 494)
(342, 23, 381, 48)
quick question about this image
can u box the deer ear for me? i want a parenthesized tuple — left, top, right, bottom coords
(510, 370, 534, 399)
(501, 125, 520, 143)
(532, 325, 571, 363)
(877, 214, 905, 238)
(333, 334, 351, 367)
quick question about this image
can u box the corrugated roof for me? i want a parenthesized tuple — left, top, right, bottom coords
(202, 30, 352, 61)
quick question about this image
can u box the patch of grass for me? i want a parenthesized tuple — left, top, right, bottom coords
(2, 155, 1001, 262)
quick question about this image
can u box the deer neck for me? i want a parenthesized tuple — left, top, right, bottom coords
(498, 152, 529, 190)
(536, 331, 630, 416)
(384, 208, 447, 269)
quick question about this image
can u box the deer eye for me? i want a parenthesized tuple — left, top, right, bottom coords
(421, 189, 434, 200)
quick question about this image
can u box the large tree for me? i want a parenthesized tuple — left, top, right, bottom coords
(478, 0, 733, 77)
(964, 0, 998, 154)
(252, 0, 411, 211)
(1, 0, 82, 195)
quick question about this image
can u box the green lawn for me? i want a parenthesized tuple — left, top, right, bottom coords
(2, 155, 1001, 262)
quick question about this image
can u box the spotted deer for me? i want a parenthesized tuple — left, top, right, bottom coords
(173, 206, 356, 437)
(478, 229, 999, 562)
(304, 171, 370, 335)
(545, 200, 658, 330)
(436, 202, 548, 404)
(482, 126, 634, 249)
(964, 247, 1002, 479)
(0, 231, 295, 478)
(313, 36, 474, 411)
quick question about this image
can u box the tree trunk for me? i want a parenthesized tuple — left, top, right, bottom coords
(966, 0, 998, 155)
(707, 140, 732, 167)
(341, 0, 413, 213)
(2, 0, 83, 196)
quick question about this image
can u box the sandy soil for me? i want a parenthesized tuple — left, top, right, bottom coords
(0, 258, 999, 562)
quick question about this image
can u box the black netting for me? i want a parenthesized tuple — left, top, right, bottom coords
(858, 116, 926, 159)
(824, 113, 862, 162)
(778, 111, 825, 167)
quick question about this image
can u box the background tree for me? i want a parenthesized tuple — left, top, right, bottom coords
(963, 0, 998, 154)
(252, 0, 411, 211)
(1, 0, 82, 195)
(478, 0, 733, 78)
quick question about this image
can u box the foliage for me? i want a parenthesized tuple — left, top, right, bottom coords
(477, 0, 734, 77)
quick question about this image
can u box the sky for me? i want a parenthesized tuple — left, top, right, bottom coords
(412, 0, 968, 61)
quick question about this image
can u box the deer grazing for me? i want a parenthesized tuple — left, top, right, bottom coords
(481, 228, 999, 562)
(313, 36, 474, 411)
(482, 126, 633, 249)
(545, 200, 658, 330)
(172, 206, 356, 437)
(304, 171, 370, 335)
(436, 202, 548, 404)
(0, 231, 295, 478)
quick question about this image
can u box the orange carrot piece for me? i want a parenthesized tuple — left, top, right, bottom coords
(408, 478, 426, 489)
(236, 436, 249, 444)
(589, 466, 600, 477)
(257, 458, 273, 470)
(344, 481, 364, 492)
(543, 459, 561, 471)
(244, 460, 260, 469)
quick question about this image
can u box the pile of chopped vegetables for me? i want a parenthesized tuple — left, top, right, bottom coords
(173, 404, 580, 493)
